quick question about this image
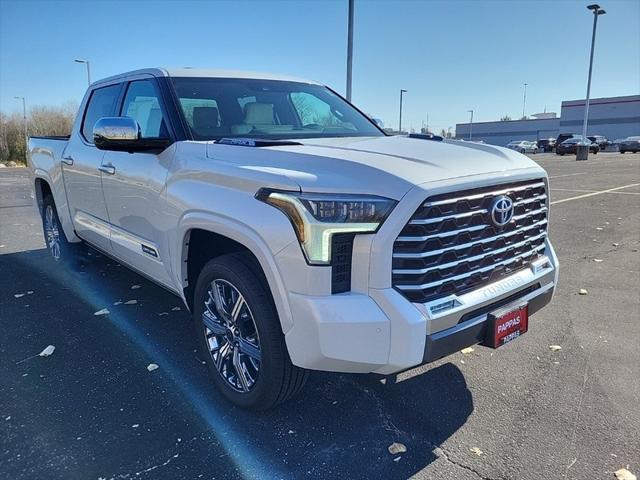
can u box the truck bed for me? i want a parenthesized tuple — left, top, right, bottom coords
(28, 136, 69, 176)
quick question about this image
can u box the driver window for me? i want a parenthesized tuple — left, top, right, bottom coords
(121, 80, 168, 138)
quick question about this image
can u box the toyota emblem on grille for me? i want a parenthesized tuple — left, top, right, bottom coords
(490, 195, 514, 227)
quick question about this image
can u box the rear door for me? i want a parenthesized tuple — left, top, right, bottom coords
(62, 83, 123, 252)
(99, 78, 176, 287)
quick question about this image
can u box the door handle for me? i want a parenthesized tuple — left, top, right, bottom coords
(98, 164, 116, 175)
(61, 156, 74, 166)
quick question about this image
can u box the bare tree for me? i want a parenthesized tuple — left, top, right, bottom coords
(0, 102, 77, 165)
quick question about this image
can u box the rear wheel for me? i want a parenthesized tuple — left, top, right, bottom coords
(41, 195, 84, 264)
(193, 252, 308, 410)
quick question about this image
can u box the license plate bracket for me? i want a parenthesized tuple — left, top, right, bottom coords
(483, 302, 529, 348)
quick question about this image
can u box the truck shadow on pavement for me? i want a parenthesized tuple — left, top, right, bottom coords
(1, 248, 473, 480)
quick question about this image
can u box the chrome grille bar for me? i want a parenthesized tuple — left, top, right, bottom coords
(423, 181, 546, 207)
(394, 219, 548, 258)
(395, 244, 546, 291)
(393, 231, 547, 274)
(408, 209, 488, 226)
(392, 178, 548, 303)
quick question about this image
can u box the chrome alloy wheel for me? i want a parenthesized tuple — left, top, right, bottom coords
(44, 205, 61, 260)
(202, 279, 262, 393)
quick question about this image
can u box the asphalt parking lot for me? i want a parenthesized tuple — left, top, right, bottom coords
(1, 152, 639, 480)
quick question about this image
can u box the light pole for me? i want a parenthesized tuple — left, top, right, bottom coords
(577, 4, 606, 161)
(398, 89, 407, 134)
(468, 109, 474, 140)
(522, 83, 528, 119)
(74, 58, 91, 86)
(14, 96, 27, 163)
(346, 0, 354, 102)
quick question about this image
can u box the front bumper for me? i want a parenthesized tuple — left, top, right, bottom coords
(423, 281, 553, 363)
(283, 239, 558, 375)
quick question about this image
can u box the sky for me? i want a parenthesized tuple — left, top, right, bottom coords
(0, 0, 638, 134)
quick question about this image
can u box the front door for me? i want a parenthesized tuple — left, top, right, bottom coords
(99, 79, 175, 287)
(62, 83, 122, 252)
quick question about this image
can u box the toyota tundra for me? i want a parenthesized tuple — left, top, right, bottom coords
(28, 68, 558, 410)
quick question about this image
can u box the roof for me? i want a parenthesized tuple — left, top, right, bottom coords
(92, 67, 321, 87)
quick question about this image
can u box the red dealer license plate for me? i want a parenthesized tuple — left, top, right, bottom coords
(484, 303, 529, 348)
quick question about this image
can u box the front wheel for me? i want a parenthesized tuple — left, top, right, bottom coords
(193, 252, 308, 410)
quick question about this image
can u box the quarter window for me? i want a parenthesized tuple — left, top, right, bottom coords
(82, 84, 121, 142)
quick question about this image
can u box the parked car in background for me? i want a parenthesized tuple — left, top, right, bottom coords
(556, 138, 599, 155)
(618, 136, 640, 153)
(506, 140, 538, 154)
(587, 135, 609, 149)
(537, 138, 556, 152)
(555, 134, 583, 153)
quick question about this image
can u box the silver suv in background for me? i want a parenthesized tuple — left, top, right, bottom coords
(506, 141, 538, 154)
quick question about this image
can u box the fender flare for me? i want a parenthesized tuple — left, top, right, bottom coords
(32, 168, 80, 243)
(174, 211, 295, 333)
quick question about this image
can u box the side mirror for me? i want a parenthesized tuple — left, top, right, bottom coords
(93, 117, 171, 152)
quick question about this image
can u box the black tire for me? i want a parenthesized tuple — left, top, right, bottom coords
(193, 252, 308, 410)
(41, 195, 84, 264)
(520, 148, 525, 154)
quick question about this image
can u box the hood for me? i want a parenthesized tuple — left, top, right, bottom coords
(206, 135, 545, 200)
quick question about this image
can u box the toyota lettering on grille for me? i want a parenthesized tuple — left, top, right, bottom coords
(490, 195, 514, 227)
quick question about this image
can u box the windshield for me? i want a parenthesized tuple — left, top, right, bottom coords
(171, 77, 383, 141)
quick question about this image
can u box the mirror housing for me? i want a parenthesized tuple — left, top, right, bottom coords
(93, 117, 171, 152)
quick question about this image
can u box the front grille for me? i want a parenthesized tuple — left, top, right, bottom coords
(392, 179, 548, 304)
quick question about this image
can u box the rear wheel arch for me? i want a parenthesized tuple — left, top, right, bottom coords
(34, 177, 53, 213)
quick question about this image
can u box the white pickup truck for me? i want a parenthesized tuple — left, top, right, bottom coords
(29, 68, 558, 410)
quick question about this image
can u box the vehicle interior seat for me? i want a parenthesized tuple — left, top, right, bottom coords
(192, 106, 222, 138)
(231, 102, 293, 135)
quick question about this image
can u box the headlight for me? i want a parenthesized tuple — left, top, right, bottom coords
(256, 189, 397, 264)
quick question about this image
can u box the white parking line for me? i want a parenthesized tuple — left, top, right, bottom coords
(552, 188, 640, 196)
(548, 173, 588, 179)
(550, 183, 640, 205)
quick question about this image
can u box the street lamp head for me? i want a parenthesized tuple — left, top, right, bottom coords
(74, 59, 87, 64)
(586, 4, 600, 10)
(597, 9, 606, 15)
(400, 89, 407, 93)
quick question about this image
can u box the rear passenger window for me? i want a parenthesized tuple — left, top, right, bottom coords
(82, 84, 121, 142)
(120, 80, 168, 138)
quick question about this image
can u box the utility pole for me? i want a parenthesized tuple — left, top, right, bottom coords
(14, 96, 27, 163)
(577, 4, 606, 161)
(522, 83, 528, 118)
(468, 109, 474, 140)
(346, 0, 354, 102)
(399, 89, 407, 133)
(74, 58, 91, 86)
